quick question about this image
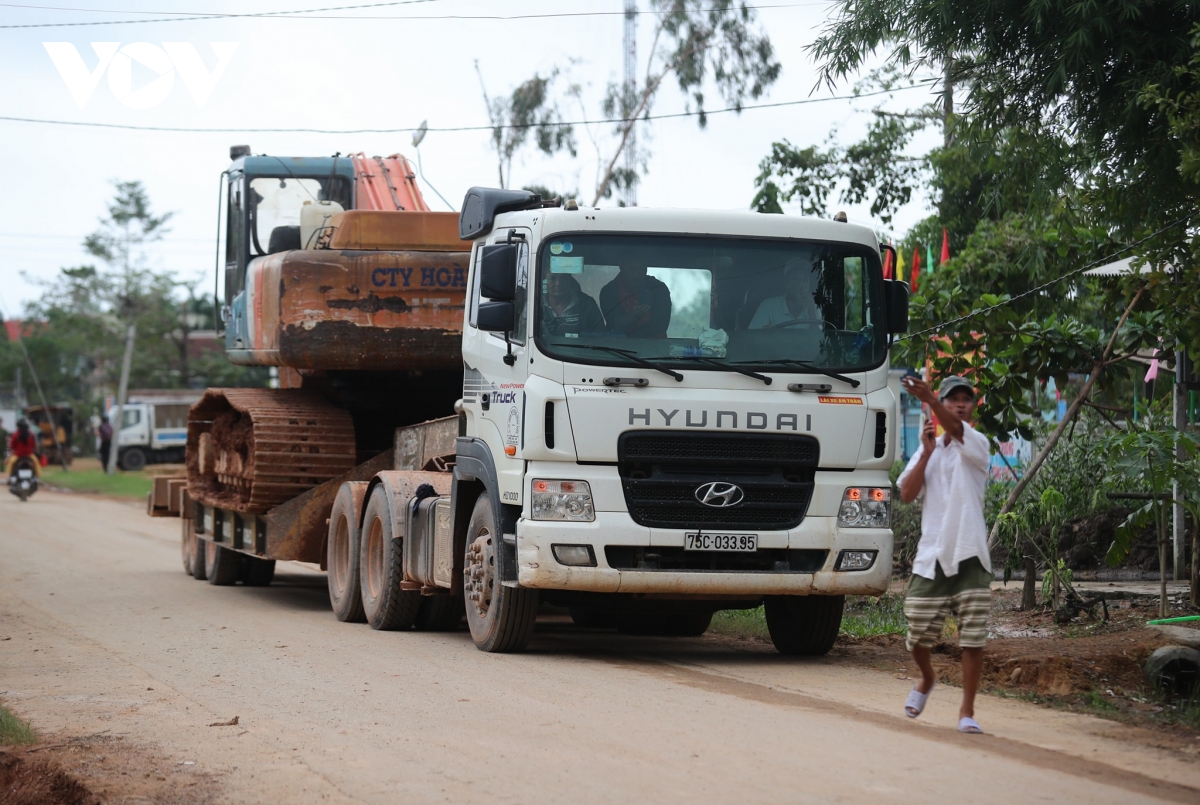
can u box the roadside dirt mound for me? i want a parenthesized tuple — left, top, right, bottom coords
(0, 751, 97, 805)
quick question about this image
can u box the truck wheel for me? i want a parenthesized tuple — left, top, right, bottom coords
(204, 539, 241, 586)
(359, 487, 421, 630)
(463, 494, 538, 652)
(241, 557, 276, 587)
(415, 595, 464, 631)
(119, 448, 147, 472)
(188, 529, 207, 580)
(764, 595, 844, 656)
(181, 521, 195, 575)
(327, 485, 366, 623)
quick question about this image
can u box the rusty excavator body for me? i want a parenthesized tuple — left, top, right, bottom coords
(175, 147, 469, 580)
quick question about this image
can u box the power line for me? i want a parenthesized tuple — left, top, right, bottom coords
(0, 0, 437, 28)
(0, 83, 931, 135)
(899, 216, 1193, 342)
(0, 1, 827, 28)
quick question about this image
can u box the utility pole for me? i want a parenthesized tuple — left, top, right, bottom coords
(107, 321, 136, 475)
(622, 0, 638, 207)
(1174, 346, 1189, 579)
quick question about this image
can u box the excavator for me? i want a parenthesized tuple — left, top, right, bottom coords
(177, 146, 470, 588)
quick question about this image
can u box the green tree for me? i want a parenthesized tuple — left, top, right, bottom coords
(476, 63, 577, 190)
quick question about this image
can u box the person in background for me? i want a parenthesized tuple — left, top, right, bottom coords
(600, 262, 672, 338)
(98, 414, 114, 471)
(542, 273, 605, 337)
(749, 259, 822, 329)
(6, 418, 41, 477)
(897, 375, 991, 735)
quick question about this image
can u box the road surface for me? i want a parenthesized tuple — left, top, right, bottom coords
(2, 491, 1198, 804)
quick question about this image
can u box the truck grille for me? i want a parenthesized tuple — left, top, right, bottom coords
(605, 547, 828, 573)
(618, 431, 819, 530)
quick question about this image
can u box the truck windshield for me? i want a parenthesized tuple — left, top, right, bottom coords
(534, 234, 886, 372)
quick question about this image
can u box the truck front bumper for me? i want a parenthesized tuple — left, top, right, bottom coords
(515, 514, 892, 597)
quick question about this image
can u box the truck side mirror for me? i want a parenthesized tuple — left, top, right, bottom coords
(479, 244, 518, 301)
(884, 280, 910, 334)
(476, 300, 516, 333)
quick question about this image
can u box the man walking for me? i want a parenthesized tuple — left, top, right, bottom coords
(897, 375, 991, 734)
(98, 415, 113, 471)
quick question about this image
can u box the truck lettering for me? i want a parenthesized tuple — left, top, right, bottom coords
(747, 412, 767, 430)
(777, 413, 798, 431)
(686, 410, 707, 427)
(657, 408, 679, 426)
(629, 408, 651, 425)
(398, 266, 414, 286)
(716, 411, 737, 429)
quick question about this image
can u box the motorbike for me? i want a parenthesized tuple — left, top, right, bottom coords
(8, 455, 38, 501)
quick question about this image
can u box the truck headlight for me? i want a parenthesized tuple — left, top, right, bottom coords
(838, 487, 890, 528)
(531, 479, 595, 522)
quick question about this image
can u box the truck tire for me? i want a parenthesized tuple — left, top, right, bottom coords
(764, 594, 844, 656)
(463, 494, 538, 652)
(204, 539, 241, 586)
(241, 557, 276, 587)
(188, 529, 207, 580)
(119, 447, 147, 472)
(359, 487, 421, 630)
(415, 595, 464, 631)
(327, 485, 366, 623)
(182, 521, 195, 575)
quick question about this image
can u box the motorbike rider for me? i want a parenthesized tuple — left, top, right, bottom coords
(6, 418, 41, 478)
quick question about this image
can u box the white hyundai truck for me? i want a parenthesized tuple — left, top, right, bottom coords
(187, 186, 909, 655)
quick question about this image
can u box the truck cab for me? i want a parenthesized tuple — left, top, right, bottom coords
(444, 189, 909, 652)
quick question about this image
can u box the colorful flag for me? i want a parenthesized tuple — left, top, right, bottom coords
(882, 242, 894, 279)
(910, 247, 921, 292)
(940, 228, 950, 265)
(926, 244, 934, 276)
(896, 248, 906, 283)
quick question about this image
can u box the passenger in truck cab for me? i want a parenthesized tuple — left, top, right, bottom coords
(599, 262, 672, 338)
(541, 273, 605, 337)
(748, 259, 823, 329)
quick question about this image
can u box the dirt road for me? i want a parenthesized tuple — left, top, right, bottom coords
(2, 492, 1198, 804)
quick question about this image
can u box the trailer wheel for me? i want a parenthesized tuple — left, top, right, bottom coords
(327, 485, 366, 622)
(359, 487, 421, 630)
(463, 493, 538, 652)
(188, 529, 207, 580)
(764, 594, 844, 656)
(119, 447, 147, 472)
(415, 595, 464, 631)
(204, 539, 241, 586)
(181, 521, 195, 575)
(241, 557, 276, 587)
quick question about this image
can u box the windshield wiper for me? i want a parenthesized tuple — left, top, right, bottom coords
(550, 343, 684, 381)
(733, 359, 860, 388)
(648, 355, 771, 385)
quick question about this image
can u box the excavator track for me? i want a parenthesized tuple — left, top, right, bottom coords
(186, 389, 356, 514)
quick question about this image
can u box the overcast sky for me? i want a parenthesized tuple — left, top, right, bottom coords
(0, 0, 942, 314)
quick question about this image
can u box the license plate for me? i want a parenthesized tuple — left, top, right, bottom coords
(17, 470, 32, 479)
(684, 533, 758, 552)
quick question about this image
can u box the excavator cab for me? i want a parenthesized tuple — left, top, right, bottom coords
(221, 148, 356, 351)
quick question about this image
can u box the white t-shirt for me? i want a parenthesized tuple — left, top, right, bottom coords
(897, 421, 992, 579)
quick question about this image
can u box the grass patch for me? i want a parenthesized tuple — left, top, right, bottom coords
(40, 466, 152, 499)
(709, 595, 909, 641)
(842, 594, 908, 638)
(710, 606, 771, 640)
(0, 703, 36, 746)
